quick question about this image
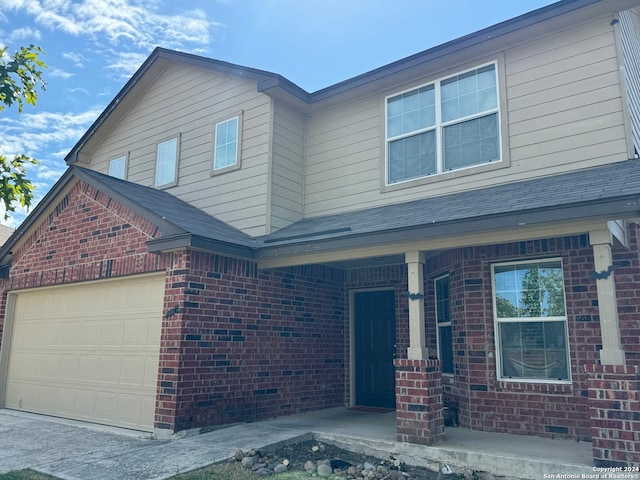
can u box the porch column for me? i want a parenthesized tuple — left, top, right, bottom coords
(405, 251, 428, 360)
(588, 229, 625, 365)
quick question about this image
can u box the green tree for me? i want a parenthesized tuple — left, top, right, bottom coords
(0, 44, 47, 219)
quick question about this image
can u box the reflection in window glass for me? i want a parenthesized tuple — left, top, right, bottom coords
(214, 117, 239, 170)
(156, 138, 178, 186)
(493, 260, 569, 382)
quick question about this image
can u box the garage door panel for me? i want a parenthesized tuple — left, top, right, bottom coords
(124, 319, 151, 346)
(59, 355, 79, 380)
(102, 319, 124, 345)
(99, 355, 122, 383)
(120, 356, 144, 385)
(4, 274, 164, 431)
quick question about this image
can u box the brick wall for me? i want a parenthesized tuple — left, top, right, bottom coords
(395, 358, 445, 445)
(614, 223, 640, 366)
(155, 250, 348, 431)
(588, 364, 640, 467)
(424, 234, 610, 441)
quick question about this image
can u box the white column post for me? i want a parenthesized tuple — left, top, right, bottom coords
(405, 251, 428, 360)
(589, 229, 625, 365)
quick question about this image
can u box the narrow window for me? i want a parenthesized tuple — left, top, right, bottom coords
(109, 156, 126, 179)
(155, 137, 179, 187)
(435, 275, 453, 375)
(213, 115, 241, 173)
(492, 259, 570, 382)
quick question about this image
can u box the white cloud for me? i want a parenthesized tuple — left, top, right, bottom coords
(62, 51, 87, 68)
(103, 50, 148, 81)
(68, 86, 89, 95)
(50, 67, 74, 79)
(0, 106, 103, 227)
(0, 108, 103, 157)
(5, 0, 221, 50)
(8, 26, 41, 41)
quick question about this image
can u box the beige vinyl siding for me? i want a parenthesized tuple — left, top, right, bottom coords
(270, 100, 305, 232)
(89, 63, 272, 237)
(303, 15, 630, 218)
(305, 101, 382, 215)
(620, 8, 640, 153)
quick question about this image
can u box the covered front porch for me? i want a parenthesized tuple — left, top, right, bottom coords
(259, 216, 639, 467)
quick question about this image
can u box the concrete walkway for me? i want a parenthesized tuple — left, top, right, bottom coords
(0, 408, 595, 480)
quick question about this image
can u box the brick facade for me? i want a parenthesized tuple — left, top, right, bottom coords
(155, 250, 347, 431)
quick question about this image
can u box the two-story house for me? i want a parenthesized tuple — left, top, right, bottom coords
(0, 0, 639, 467)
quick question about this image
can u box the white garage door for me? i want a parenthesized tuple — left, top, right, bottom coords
(3, 273, 165, 431)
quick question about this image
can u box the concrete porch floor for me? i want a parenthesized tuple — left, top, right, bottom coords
(257, 407, 595, 479)
(0, 407, 596, 479)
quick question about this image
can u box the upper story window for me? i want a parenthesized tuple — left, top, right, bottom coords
(213, 113, 242, 174)
(155, 136, 180, 187)
(492, 259, 570, 383)
(109, 155, 127, 179)
(386, 62, 500, 185)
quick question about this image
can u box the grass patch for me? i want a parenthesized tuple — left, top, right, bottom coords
(0, 470, 59, 480)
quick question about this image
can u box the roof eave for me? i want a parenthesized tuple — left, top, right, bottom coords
(256, 196, 640, 260)
(146, 233, 256, 259)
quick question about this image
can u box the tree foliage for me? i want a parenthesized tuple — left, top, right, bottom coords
(0, 44, 47, 219)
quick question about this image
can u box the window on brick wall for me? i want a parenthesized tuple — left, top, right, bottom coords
(492, 259, 570, 382)
(435, 275, 453, 375)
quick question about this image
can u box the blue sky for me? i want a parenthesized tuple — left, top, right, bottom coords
(0, 0, 556, 227)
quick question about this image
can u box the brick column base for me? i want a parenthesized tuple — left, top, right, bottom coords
(587, 364, 640, 467)
(394, 359, 445, 445)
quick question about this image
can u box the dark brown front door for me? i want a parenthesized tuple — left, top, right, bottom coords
(354, 290, 396, 409)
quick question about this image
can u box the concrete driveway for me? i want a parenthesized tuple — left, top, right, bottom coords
(0, 410, 306, 480)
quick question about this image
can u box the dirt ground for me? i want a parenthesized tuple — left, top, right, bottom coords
(259, 438, 464, 480)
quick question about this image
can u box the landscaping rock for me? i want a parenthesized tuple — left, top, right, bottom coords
(317, 463, 333, 477)
(273, 464, 288, 474)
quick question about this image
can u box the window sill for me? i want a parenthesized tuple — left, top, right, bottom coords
(382, 159, 509, 193)
(497, 380, 573, 394)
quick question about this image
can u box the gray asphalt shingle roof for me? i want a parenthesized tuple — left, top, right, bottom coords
(76, 167, 257, 248)
(2, 159, 638, 265)
(259, 159, 640, 246)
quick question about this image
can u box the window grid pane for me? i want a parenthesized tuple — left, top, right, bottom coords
(214, 117, 239, 170)
(388, 130, 436, 183)
(156, 139, 177, 186)
(109, 157, 126, 179)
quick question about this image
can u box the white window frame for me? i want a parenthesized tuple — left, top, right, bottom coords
(435, 274, 453, 376)
(212, 112, 243, 175)
(109, 155, 127, 180)
(155, 135, 180, 188)
(384, 60, 504, 187)
(491, 258, 571, 384)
